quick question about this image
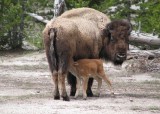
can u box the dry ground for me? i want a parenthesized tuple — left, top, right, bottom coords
(0, 50, 160, 114)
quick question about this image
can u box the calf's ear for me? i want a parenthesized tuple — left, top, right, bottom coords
(73, 62, 79, 66)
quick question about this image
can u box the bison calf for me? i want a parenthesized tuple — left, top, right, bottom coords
(69, 59, 114, 100)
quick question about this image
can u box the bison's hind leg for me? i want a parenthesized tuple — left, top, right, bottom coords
(58, 70, 70, 101)
(67, 73, 77, 96)
(52, 71, 60, 100)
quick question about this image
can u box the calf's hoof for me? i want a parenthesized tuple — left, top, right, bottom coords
(95, 93, 100, 97)
(74, 95, 78, 99)
(83, 97, 87, 100)
(110, 92, 115, 97)
(62, 95, 70, 101)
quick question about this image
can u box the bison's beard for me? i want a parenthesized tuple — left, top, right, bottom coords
(99, 48, 125, 65)
(113, 60, 124, 65)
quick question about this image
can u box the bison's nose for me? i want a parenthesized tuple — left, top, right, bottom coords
(116, 53, 126, 60)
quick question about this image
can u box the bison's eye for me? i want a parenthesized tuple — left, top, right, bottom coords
(110, 36, 116, 43)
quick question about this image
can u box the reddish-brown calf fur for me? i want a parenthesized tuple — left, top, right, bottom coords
(69, 59, 114, 100)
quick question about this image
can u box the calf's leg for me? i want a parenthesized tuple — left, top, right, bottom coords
(75, 77, 81, 99)
(68, 71, 93, 97)
(82, 77, 89, 100)
(101, 74, 114, 94)
(94, 76, 102, 97)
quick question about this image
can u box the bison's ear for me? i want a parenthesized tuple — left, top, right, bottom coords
(107, 22, 114, 33)
(102, 22, 114, 39)
(102, 24, 111, 37)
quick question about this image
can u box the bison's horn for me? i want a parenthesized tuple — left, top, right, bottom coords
(121, 19, 132, 33)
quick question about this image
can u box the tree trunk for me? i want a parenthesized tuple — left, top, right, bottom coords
(53, 0, 67, 17)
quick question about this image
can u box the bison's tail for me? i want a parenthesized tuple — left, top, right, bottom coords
(49, 28, 59, 71)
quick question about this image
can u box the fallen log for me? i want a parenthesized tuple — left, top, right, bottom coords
(27, 13, 49, 24)
(130, 31, 160, 46)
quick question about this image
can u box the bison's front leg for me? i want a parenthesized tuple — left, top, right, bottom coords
(87, 78, 94, 97)
(59, 72, 70, 101)
(52, 71, 60, 100)
(67, 73, 77, 96)
(68, 74, 94, 97)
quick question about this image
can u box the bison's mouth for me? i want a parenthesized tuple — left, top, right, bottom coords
(113, 52, 127, 65)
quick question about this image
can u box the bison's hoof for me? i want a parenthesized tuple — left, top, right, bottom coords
(70, 91, 76, 96)
(87, 91, 93, 97)
(54, 95, 60, 100)
(63, 96, 70, 101)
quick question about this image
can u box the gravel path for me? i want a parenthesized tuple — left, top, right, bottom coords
(0, 51, 160, 114)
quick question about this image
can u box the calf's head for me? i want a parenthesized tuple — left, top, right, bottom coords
(101, 20, 132, 64)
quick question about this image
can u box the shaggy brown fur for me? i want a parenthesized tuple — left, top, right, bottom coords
(69, 59, 114, 100)
(43, 8, 132, 101)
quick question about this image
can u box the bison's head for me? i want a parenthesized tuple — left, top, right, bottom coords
(101, 20, 132, 65)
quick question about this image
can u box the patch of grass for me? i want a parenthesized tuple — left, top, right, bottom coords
(26, 36, 44, 49)
(25, 22, 45, 50)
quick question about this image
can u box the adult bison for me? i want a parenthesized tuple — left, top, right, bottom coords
(43, 8, 132, 101)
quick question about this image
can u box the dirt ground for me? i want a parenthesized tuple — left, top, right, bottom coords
(0, 50, 160, 114)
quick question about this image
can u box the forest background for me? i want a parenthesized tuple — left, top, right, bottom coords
(0, 0, 159, 50)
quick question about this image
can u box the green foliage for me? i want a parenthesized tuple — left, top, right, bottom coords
(0, 0, 24, 50)
(1, 0, 159, 50)
(24, 21, 44, 49)
(137, 1, 160, 35)
(65, 0, 105, 9)
(91, 0, 160, 36)
(0, 0, 52, 50)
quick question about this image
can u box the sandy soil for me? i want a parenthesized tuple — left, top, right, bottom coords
(0, 51, 160, 114)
